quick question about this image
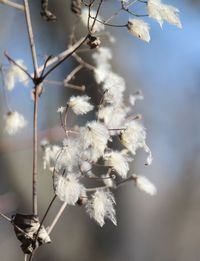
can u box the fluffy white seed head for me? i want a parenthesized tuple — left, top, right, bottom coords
(132, 174, 157, 196)
(43, 145, 61, 170)
(93, 47, 112, 84)
(127, 19, 150, 42)
(120, 121, 146, 155)
(68, 95, 94, 115)
(86, 190, 117, 227)
(80, 121, 110, 161)
(5, 111, 27, 135)
(5, 60, 29, 91)
(98, 105, 127, 132)
(120, 121, 153, 165)
(54, 173, 86, 205)
(147, 0, 182, 28)
(104, 150, 132, 179)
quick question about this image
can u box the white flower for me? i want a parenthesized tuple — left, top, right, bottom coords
(5, 111, 27, 135)
(81, 8, 104, 33)
(132, 174, 157, 196)
(54, 173, 85, 205)
(80, 121, 110, 161)
(127, 19, 150, 42)
(104, 150, 132, 179)
(120, 121, 153, 165)
(147, 0, 182, 28)
(5, 60, 29, 91)
(68, 95, 94, 115)
(86, 190, 117, 227)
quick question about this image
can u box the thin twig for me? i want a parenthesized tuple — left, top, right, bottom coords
(23, 0, 39, 78)
(72, 53, 95, 71)
(0, 212, 11, 222)
(35, 36, 88, 77)
(64, 83, 85, 91)
(64, 64, 83, 83)
(85, 175, 134, 192)
(47, 202, 67, 235)
(0, 0, 24, 11)
(4, 51, 33, 80)
(42, 35, 89, 79)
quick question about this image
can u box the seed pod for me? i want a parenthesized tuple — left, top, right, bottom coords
(71, 0, 82, 16)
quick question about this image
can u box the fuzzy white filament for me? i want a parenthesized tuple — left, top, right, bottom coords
(132, 174, 157, 196)
(5, 59, 28, 91)
(68, 95, 94, 115)
(127, 19, 150, 43)
(5, 111, 27, 135)
(86, 190, 117, 227)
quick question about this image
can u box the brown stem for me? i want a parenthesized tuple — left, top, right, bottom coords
(32, 86, 39, 215)
(42, 35, 89, 79)
(0, 0, 24, 11)
(23, 0, 40, 216)
(24, 0, 39, 78)
(64, 64, 83, 83)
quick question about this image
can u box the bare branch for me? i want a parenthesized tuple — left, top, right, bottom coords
(0, 0, 24, 11)
(47, 202, 67, 235)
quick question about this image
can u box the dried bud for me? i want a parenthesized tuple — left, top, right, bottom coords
(71, 0, 82, 16)
(12, 213, 51, 254)
(76, 196, 88, 206)
(41, 0, 57, 22)
(87, 35, 101, 49)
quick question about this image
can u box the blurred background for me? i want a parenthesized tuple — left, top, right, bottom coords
(0, 0, 200, 260)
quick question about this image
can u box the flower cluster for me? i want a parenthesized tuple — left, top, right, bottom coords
(42, 45, 156, 227)
(0, 0, 182, 230)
